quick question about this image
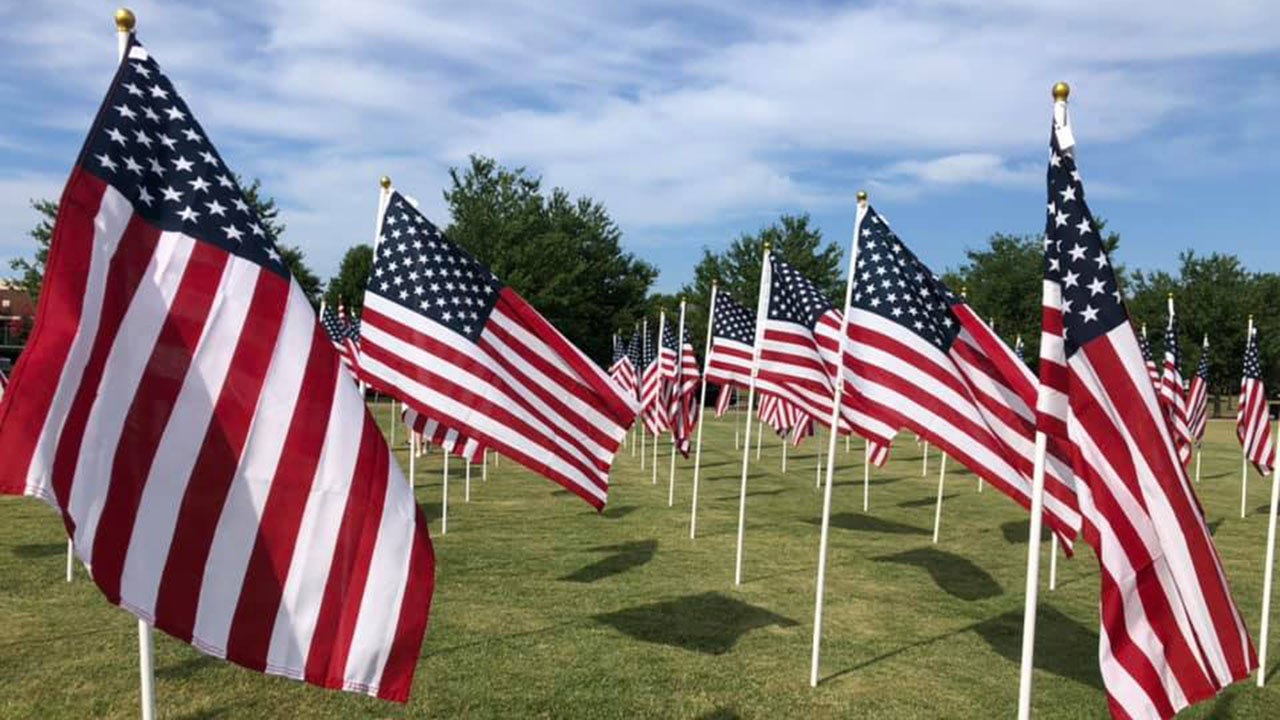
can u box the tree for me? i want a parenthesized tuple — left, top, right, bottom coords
(12, 179, 323, 308)
(444, 155, 657, 362)
(324, 244, 374, 315)
(8, 199, 57, 301)
(678, 213, 843, 358)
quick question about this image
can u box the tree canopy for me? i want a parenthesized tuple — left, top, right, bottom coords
(324, 244, 374, 314)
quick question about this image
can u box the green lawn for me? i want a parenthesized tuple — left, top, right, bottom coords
(1, 406, 1276, 718)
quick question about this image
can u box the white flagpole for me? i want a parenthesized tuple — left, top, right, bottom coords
(734, 390, 741, 449)
(781, 433, 788, 473)
(810, 191, 866, 686)
(931, 454, 948, 544)
(1195, 448, 1202, 483)
(653, 310, 667, 485)
(1243, 317, 1255, 519)
(669, 300, 687, 507)
(117, 12, 157, 720)
(465, 460, 471, 503)
(482, 450, 488, 482)
(1049, 534, 1059, 591)
(862, 440, 870, 512)
(389, 399, 396, 449)
(756, 418, 763, 461)
(409, 432, 416, 486)
(691, 284, 718, 539)
(66, 539, 74, 582)
(1258, 419, 1280, 687)
(1016, 82, 1072, 720)
(845, 432, 850, 453)
(641, 318, 648, 470)
(441, 453, 449, 535)
(816, 441, 823, 488)
(735, 243, 772, 587)
(921, 440, 929, 476)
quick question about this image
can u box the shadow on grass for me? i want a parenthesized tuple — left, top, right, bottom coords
(11, 543, 66, 559)
(1207, 518, 1224, 536)
(971, 606, 1103, 690)
(174, 708, 232, 720)
(602, 505, 638, 520)
(716, 489, 786, 501)
(594, 592, 797, 655)
(417, 502, 443, 523)
(696, 708, 741, 720)
(807, 513, 929, 536)
(1000, 519, 1051, 545)
(561, 540, 657, 583)
(873, 548, 1003, 601)
(157, 655, 219, 680)
(898, 495, 955, 509)
(835, 476, 903, 488)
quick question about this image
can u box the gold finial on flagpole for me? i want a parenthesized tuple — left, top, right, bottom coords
(1052, 82, 1070, 101)
(856, 190, 868, 203)
(961, 285, 968, 298)
(1167, 292, 1174, 300)
(115, 8, 136, 32)
(762, 241, 771, 252)
(379, 175, 392, 189)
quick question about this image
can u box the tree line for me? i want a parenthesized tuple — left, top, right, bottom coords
(11, 160, 1280, 399)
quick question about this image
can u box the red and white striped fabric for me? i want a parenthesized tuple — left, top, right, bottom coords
(0, 40, 433, 702)
(714, 384, 736, 417)
(1187, 337, 1210, 446)
(669, 327, 700, 456)
(705, 290, 755, 392)
(338, 302, 362, 377)
(837, 205, 1082, 547)
(1238, 328, 1274, 476)
(1139, 329, 1161, 392)
(639, 324, 669, 436)
(754, 254, 894, 466)
(758, 393, 798, 436)
(788, 412, 815, 448)
(0, 367, 6, 402)
(608, 333, 637, 399)
(401, 407, 484, 463)
(1160, 308, 1193, 464)
(358, 191, 637, 510)
(1040, 122, 1254, 718)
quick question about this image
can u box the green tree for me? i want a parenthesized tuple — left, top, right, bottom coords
(324, 244, 374, 315)
(8, 199, 58, 301)
(678, 213, 843, 357)
(444, 155, 656, 362)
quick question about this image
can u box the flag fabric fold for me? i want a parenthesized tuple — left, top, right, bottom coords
(1238, 328, 1274, 476)
(1187, 337, 1210, 447)
(402, 407, 485, 463)
(1160, 306, 1193, 464)
(640, 323, 669, 436)
(1038, 119, 1255, 718)
(0, 38, 433, 702)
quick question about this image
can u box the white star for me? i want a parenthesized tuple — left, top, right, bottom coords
(106, 127, 127, 145)
(134, 129, 153, 148)
(114, 104, 136, 120)
(148, 158, 165, 176)
(223, 225, 243, 241)
(250, 223, 264, 236)
(159, 134, 177, 150)
(189, 176, 211, 193)
(177, 206, 199, 223)
(1063, 270, 1080, 288)
(161, 186, 182, 202)
(1068, 244, 1087, 262)
(95, 153, 117, 172)
(1062, 298, 1074, 314)
(199, 151, 217, 165)
(1086, 277, 1106, 296)
(1054, 211, 1069, 228)
(172, 156, 194, 172)
(205, 199, 227, 216)
(1076, 218, 1093, 236)
(216, 174, 234, 188)
(266, 246, 280, 261)
(1081, 305, 1100, 323)
(1049, 152, 1061, 167)
(142, 106, 160, 123)
(233, 198, 249, 213)
(149, 85, 169, 99)
(182, 128, 202, 143)
(1059, 185, 1077, 203)
(123, 156, 143, 174)
(136, 186, 155, 206)
(123, 82, 143, 97)
(164, 106, 186, 121)
(132, 63, 151, 78)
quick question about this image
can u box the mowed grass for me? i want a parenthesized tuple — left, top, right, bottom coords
(1, 405, 1277, 718)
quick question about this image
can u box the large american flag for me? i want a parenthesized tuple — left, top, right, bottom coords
(1238, 328, 1274, 475)
(1038, 121, 1255, 718)
(839, 208, 1082, 546)
(0, 39, 433, 701)
(608, 332, 638, 399)
(639, 322, 668, 435)
(1160, 305, 1193, 464)
(755, 254, 894, 466)
(401, 407, 485, 464)
(1187, 336, 1210, 446)
(357, 191, 638, 509)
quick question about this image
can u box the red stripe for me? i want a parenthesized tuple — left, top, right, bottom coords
(0, 170, 107, 494)
(153, 273, 289, 641)
(92, 241, 228, 603)
(304, 412, 388, 689)
(376, 508, 435, 702)
(225, 320, 341, 671)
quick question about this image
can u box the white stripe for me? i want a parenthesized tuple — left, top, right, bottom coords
(68, 232, 194, 558)
(192, 281, 313, 653)
(120, 257, 255, 617)
(25, 188, 133, 501)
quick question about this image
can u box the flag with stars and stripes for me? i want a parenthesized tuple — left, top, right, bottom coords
(639, 323, 669, 435)
(1139, 328, 1161, 392)
(0, 37, 434, 702)
(1187, 337, 1210, 447)
(320, 300, 358, 375)
(754, 254, 894, 466)
(356, 190, 638, 510)
(714, 384, 736, 417)
(1160, 306, 1193, 464)
(757, 392, 799, 437)
(667, 323, 701, 456)
(839, 205, 1082, 548)
(1038, 114, 1254, 718)
(338, 302, 362, 373)
(626, 326, 643, 399)
(401, 407, 485, 463)
(608, 333, 638, 400)
(1238, 329, 1274, 476)
(705, 291, 756, 393)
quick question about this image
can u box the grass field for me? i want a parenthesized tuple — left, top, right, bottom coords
(1, 405, 1277, 718)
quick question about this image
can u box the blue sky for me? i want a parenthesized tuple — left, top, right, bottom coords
(2, 1, 1279, 294)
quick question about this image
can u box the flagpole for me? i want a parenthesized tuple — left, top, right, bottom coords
(810, 191, 866, 686)
(441, 453, 449, 535)
(409, 431, 416, 487)
(921, 440, 929, 476)
(1016, 82, 1071, 720)
(815, 440, 823, 488)
(735, 243, 771, 587)
(66, 539, 74, 582)
(653, 310, 666, 485)
(931, 454, 948, 544)
(640, 317, 648, 470)
(862, 439, 870, 512)
(482, 450, 488, 482)
(781, 432, 788, 473)
(669, 299, 687, 507)
(1258, 419, 1280, 687)
(691, 283, 718, 539)
(1048, 535, 1059, 590)
(1244, 316, 1255, 519)
(115, 10, 157, 720)
(756, 418, 763, 461)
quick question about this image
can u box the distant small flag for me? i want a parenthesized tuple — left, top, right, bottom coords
(669, 325, 700, 456)
(1139, 328, 1161, 392)
(639, 323, 669, 435)
(705, 291, 756, 392)
(1238, 328, 1274, 475)
(1186, 336, 1210, 446)
(608, 333, 638, 399)
(321, 301, 358, 376)
(1160, 305, 1193, 464)
(714, 384, 735, 417)
(401, 407, 485, 463)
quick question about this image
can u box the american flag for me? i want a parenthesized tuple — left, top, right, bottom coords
(1187, 336, 1210, 446)
(1139, 327, 1161, 392)
(357, 190, 638, 509)
(705, 290, 756, 392)
(639, 321, 669, 435)
(338, 301, 362, 372)
(1238, 328, 1274, 475)
(1160, 304, 1193, 463)
(1038, 119, 1255, 717)
(758, 392, 799, 437)
(755, 254, 894, 466)
(667, 320, 700, 456)
(401, 407, 485, 463)
(626, 325, 643, 399)
(839, 207, 1082, 546)
(321, 301, 359, 375)
(714, 384, 736, 417)
(608, 332, 638, 399)
(0, 39, 433, 701)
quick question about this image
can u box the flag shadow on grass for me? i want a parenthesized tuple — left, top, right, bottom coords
(594, 592, 797, 655)
(11, 542, 66, 558)
(873, 548, 1003, 601)
(602, 505, 638, 520)
(716, 488, 786, 501)
(971, 606, 1103, 690)
(1000, 519, 1051, 545)
(561, 540, 658, 583)
(807, 513, 929, 536)
(898, 494, 957, 509)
